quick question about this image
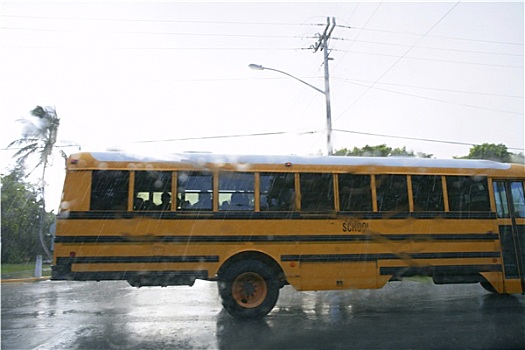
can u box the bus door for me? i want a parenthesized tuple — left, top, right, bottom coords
(493, 181, 525, 293)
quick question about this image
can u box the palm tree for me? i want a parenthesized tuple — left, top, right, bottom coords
(8, 106, 60, 259)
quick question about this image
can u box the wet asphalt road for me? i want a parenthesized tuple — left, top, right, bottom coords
(2, 279, 524, 350)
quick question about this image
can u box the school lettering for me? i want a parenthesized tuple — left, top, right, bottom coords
(342, 219, 369, 233)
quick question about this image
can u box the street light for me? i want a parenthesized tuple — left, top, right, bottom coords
(249, 64, 333, 155)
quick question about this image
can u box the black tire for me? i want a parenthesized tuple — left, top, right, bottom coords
(218, 259, 279, 319)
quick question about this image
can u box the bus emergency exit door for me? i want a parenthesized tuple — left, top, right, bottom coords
(493, 181, 525, 293)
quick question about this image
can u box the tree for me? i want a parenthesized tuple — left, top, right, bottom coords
(334, 144, 392, 157)
(334, 145, 432, 158)
(459, 143, 512, 163)
(390, 146, 412, 157)
(8, 106, 60, 259)
(1, 166, 52, 263)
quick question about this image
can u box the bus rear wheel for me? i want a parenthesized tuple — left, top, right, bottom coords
(218, 260, 279, 319)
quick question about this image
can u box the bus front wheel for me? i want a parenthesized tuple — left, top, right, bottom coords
(218, 260, 279, 319)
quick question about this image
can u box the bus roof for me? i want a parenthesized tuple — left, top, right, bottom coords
(68, 151, 518, 171)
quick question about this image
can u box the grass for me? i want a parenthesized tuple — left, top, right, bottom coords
(1, 263, 52, 279)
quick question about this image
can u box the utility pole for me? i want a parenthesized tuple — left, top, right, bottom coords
(249, 17, 336, 156)
(311, 17, 336, 156)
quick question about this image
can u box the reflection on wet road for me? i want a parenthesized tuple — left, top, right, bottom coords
(2, 279, 524, 349)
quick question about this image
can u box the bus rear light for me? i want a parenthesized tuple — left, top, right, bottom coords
(69, 252, 76, 258)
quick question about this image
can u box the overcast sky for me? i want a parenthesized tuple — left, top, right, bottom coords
(1, 1, 523, 209)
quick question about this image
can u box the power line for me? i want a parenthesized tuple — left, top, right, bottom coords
(333, 128, 525, 152)
(340, 79, 524, 99)
(0, 131, 318, 151)
(0, 26, 304, 40)
(336, 78, 524, 116)
(341, 25, 524, 46)
(4, 41, 521, 62)
(1, 45, 301, 51)
(3, 129, 522, 153)
(338, 38, 523, 57)
(332, 49, 523, 69)
(334, 2, 461, 124)
(1, 14, 317, 27)
(129, 131, 308, 144)
(332, 3, 382, 73)
(3, 22, 520, 64)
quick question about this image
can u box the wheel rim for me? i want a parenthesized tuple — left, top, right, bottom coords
(232, 272, 268, 308)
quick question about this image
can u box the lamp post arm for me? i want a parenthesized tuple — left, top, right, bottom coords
(249, 62, 333, 155)
(263, 67, 326, 95)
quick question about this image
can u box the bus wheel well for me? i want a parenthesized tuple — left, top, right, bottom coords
(217, 251, 287, 287)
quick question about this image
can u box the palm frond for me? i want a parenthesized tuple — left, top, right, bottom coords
(13, 143, 41, 159)
(7, 138, 42, 148)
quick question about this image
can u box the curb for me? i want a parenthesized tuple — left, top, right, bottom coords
(1, 276, 51, 283)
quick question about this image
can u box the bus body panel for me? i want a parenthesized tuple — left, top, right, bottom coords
(52, 152, 525, 299)
(54, 215, 507, 291)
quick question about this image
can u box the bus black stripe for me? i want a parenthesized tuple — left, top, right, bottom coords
(57, 256, 219, 264)
(52, 270, 209, 283)
(54, 233, 500, 244)
(281, 252, 500, 262)
(380, 264, 502, 275)
(59, 211, 497, 220)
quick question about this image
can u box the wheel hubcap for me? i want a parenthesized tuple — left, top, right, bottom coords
(232, 272, 268, 308)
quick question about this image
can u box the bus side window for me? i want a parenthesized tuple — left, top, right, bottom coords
(260, 173, 295, 211)
(447, 176, 490, 212)
(177, 172, 213, 211)
(300, 173, 334, 211)
(219, 172, 254, 211)
(510, 181, 525, 218)
(493, 181, 510, 218)
(411, 175, 444, 212)
(376, 175, 408, 212)
(134, 171, 172, 210)
(338, 174, 372, 211)
(90, 170, 129, 211)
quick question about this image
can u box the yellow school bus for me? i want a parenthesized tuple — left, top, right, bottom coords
(52, 151, 525, 318)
